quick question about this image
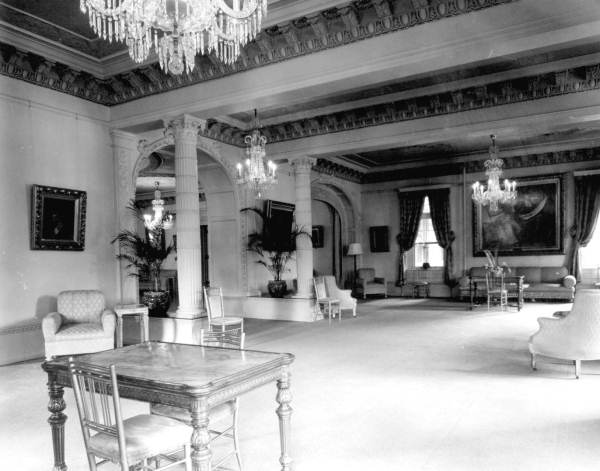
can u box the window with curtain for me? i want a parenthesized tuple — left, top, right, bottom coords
(410, 197, 444, 267)
(580, 221, 600, 281)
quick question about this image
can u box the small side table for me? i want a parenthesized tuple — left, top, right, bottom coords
(114, 304, 149, 348)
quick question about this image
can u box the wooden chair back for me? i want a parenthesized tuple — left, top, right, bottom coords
(203, 287, 225, 322)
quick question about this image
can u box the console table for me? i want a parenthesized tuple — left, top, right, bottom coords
(41, 341, 295, 471)
(469, 275, 525, 311)
(114, 303, 149, 348)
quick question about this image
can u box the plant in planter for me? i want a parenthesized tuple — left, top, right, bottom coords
(241, 207, 311, 298)
(112, 203, 175, 317)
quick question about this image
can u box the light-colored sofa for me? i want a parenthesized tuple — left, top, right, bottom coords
(529, 289, 600, 378)
(459, 266, 576, 302)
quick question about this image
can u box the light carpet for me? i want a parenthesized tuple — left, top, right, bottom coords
(2, 298, 600, 471)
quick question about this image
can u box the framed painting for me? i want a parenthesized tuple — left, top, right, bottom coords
(369, 226, 389, 253)
(473, 175, 563, 256)
(312, 225, 324, 248)
(31, 185, 87, 251)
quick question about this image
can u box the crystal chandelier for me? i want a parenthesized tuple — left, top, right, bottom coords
(236, 109, 277, 199)
(472, 135, 517, 212)
(80, 0, 267, 75)
(144, 182, 174, 231)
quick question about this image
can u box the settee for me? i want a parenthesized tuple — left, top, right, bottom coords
(459, 266, 576, 302)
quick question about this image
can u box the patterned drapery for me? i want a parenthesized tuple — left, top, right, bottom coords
(568, 174, 600, 281)
(427, 188, 455, 286)
(396, 191, 425, 285)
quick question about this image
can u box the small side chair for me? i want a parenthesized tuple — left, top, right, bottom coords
(203, 286, 244, 332)
(151, 328, 245, 470)
(69, 358, 191, 471)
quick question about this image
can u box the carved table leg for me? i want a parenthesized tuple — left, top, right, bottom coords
(276, 367, 293, 471)
(190, 398, 211, 471)
(47, 372, 68, 471)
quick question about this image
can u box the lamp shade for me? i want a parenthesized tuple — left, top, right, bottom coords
(347, 243, 363, 256)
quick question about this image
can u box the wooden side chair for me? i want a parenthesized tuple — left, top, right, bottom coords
(203, 286, 244, 331)
(68, 358, 191, 471)
(313, 276, 340, 325)
(485, 271, 508, 311)
(151, 328, 245, 470)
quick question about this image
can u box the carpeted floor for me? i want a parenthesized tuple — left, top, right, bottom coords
(3, 298, 600, 471)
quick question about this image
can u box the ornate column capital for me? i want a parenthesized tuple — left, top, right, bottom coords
(165, 114, 207, 141)
(289, 156, 317, 173)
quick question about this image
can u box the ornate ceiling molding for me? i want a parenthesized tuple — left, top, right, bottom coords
(364, 146, 600, 183)
(0, 0, 517, 105)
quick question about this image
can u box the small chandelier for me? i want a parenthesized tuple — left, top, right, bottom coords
(236, 109, 277, 199)
(472, 135, 517, 212)
(80, 0, 267, 75)
(144, 182, 174, 231)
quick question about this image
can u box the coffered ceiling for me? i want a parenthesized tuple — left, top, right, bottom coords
(2, 0, 600, 182)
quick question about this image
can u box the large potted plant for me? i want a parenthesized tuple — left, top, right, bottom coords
(112, 203, 175, 316)
(242, 207, 311, 298)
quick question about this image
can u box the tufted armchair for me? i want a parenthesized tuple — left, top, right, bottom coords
(355, 268, 387, 299)
(529, 289, 600, 378)
(42, 290, 116, 360)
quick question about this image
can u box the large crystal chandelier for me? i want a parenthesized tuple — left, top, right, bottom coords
(80, 0, 267, 75)
(144, 182, 174, 231)
(236, 109, 277, 199)
(472, 135, 517, 212)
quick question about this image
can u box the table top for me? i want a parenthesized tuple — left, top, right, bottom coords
(114, 303, 149, 314)
(42, 341, 294, 396)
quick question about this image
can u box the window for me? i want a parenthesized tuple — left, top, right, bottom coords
(580, 219, 600, 282)
(412, 197, 444, 268)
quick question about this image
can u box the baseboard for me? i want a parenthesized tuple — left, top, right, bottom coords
(0, 321, 44, 365)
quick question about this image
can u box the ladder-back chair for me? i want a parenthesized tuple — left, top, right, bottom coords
(485, 271, 508, 311)
(68, 358, 191, 471)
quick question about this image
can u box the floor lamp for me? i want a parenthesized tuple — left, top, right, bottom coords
(347, 243, 363, 292)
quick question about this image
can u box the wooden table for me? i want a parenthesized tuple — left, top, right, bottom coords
(469, 275, 525, 311)
(114, 303, 149, 347)
(41, 341, 295, 471)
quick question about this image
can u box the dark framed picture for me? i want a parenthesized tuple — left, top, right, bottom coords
(369, 226, 389, 252)
(312, 225, 324, 248)
(31, 185, 87, 251)
(473, 175, 563, 256)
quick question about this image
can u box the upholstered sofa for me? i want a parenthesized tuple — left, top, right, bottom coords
(459, 266, 576, 302)
(529, 289, 600, 378)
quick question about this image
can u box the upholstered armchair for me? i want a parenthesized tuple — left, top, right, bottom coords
(355, 268, 387, 299)
(529, 289, 600, 378)
(42, 290, 116, 360)
(324, 276, 357, 317)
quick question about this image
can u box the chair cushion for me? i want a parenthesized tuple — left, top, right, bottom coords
(89, 414, 190, 464)
(151, 402, 236, 426)
(55, 323, 108, 340)
(58, 290, 105, 323)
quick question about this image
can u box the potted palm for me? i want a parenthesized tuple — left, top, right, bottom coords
(242, 207, 311, 298)
(112, 203, 175, 316)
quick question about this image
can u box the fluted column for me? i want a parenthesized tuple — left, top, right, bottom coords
(291, 157, 316, 298)
(168, 115, 205, 319)
(111, 130, 139, 304)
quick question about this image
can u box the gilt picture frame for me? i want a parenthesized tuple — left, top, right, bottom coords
(31, 185, 87, 251)
(473, 175, 563, 256)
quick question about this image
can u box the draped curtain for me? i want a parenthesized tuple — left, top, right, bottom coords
(568, 174, 600, 281)
(427, 188, 456, 286)
(396, 191, 425, 286)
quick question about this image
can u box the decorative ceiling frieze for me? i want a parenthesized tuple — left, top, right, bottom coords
(1, 0, 517, 106)
(364, 146, 600, 183)
(314, 159, 364, 183)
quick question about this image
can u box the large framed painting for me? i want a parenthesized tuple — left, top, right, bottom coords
(473, 175, 563, 256)
(31, 185, 87, 251)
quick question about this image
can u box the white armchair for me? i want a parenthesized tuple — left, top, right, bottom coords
(42, 290, 116, 359)
(324, 276, 357, 317)
(529, 289, 600, 378)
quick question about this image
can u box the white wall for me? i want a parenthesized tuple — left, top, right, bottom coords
(0, 77, 116, 364)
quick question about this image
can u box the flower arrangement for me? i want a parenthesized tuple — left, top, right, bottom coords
(483, 249, 511, 276)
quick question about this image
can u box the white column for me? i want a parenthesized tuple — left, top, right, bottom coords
(111, 130, 139, 304)
(291, 157, 316, 298)
(168, 115, 205, 319)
